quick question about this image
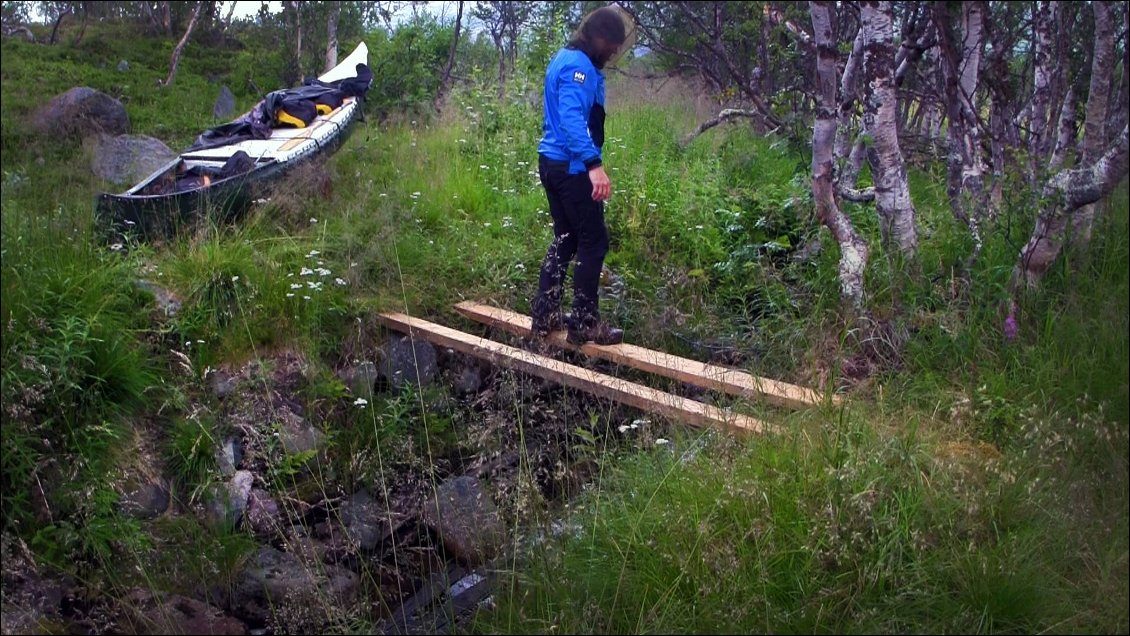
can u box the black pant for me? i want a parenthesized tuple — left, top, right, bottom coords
(531, 155, 609, 328)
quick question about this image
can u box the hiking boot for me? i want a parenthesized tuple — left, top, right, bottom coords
(519, 334, 555, 355)
(567, 320, 624, 346)
(530, 311, 565, 337)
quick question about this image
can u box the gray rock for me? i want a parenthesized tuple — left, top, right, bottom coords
(89, 134, 177, 187)
(135, 280, 182, 317)
(451, 364, 482, 394)
(117, 480, 170, 520)
(229, 546, 359, 624)
(117, 59, 129, 72)
(244, 489, 281, 536)
(205, 471, 254, 528)
(286, 536, 327, 566)
(215, 437, 242, 477)
(337, 490, 389, 552)
(118, 589, 247, 635)
(208, 369, 238, 400)
(33, 87, 129, 141)
(309, 522, 357, 564)
(213, 85, 236, 120)
(1, 538, 65, 635)
(421, 476, 504, 566)
(340, 361, 378, 399)
(277, 410, 325, 456)
(381, 336, 438, 389)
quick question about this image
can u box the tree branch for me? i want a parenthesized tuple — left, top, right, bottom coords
(681, 109, 760, 146)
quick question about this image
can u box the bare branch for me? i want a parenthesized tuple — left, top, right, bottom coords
(838, 186, 876, 203)
(681, 109, 760, 146)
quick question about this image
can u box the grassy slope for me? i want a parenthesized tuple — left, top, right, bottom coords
(2, 26, 1127, 634)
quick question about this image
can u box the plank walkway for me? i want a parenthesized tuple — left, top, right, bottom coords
(453, 301, 837, 410)
(376, 312, 771, 435)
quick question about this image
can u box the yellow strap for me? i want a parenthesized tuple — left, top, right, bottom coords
(316, 104, 333, 115)
(276, 109, 307, 128)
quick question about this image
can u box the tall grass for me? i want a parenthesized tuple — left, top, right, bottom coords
(475, 400, 1127, 634)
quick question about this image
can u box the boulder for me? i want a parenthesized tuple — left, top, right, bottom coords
(228, 546, 358, 625)
(340, 361, 378, 399)
(214, 437, 242, 477)
(244, 489, 281, 536)
(450, 364, 482, 394)
(276, 410, 325, 456)
(135, 280, 182, 318)
(421, 476, 504, 566)
(118, 589, 247, 635)
(205, 471, 254, 529)
(89, 134, 176, 187)
(117, 480, 170, 520)
(207, 369, 237, 400)
(380, 336, 438, 390)
(213, 85, 236, 120)
(1, 537, 66, 636)
(33, 87, 129, 141)
(337, 490, 390, 552)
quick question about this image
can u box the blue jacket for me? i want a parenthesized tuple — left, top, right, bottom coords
(537, 47, 606, 175)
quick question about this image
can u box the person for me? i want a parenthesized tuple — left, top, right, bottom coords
(528, 5, 633, 347)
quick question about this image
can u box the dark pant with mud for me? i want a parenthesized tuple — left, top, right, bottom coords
(531, 155, 609, 329)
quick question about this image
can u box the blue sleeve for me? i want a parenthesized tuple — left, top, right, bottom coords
(556, 65, 601, 168)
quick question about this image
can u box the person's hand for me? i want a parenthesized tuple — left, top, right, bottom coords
(588, 165, 611, 202)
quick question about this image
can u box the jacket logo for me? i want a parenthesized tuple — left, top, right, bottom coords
(573, 71, 586, 83)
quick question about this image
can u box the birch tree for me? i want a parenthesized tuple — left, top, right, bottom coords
(811, 0, 869, 309)
(1069, 0, 1117, 248)
(1012, 2, 1129, 291)
(1012, 125, 1129, 291)
(434, 0, 465, 112)
(324, 2, 339, 73)
(162, 0, 203, 86)
(932, 1, 989, 263)
(860, 0, 917, 258)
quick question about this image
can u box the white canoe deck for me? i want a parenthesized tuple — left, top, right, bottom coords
(181, 41, 368, 167)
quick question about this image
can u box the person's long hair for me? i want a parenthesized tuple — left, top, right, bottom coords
(568, 6, 627, 69)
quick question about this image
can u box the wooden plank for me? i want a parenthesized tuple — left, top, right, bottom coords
(377, 312, 771, 435)
(453, 301, 838, 410)
(277, 118, 329, 152)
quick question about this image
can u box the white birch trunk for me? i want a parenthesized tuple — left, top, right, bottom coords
(1013, 126, 1129, 291)
(1070, 0, 1117, 248)
(811, 1, 869, 309)
(162, 1, 203, 86)
(1048, 84, 1076, 172)
(324, 4, 339, 73)
(1028, 1, 1056, 167)
(861, 0, 917, 258)
(834, 25, 865, 190)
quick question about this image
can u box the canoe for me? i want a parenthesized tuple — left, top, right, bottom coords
(95, 42, 371, 243)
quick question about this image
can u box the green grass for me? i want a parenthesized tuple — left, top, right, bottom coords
(1, 25, 1127, 635)
(474, 403, 1128, 634)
